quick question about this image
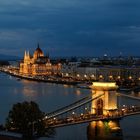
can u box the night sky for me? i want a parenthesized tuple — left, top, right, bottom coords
(0, 0, 140, 57)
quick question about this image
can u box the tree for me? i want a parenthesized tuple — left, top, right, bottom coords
(5, 101, 55, 139)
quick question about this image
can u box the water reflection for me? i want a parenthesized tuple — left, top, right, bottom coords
(76, 89, 81, 96)
(87, 120, 123, 140)
(20, 80, 39, 99)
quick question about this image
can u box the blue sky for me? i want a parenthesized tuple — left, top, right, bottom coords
(0, 0, 140, 57)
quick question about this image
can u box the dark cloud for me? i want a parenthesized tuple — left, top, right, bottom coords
(0, 0, 140, 57)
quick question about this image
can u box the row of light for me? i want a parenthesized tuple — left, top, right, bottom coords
(62, 73, 139, 80)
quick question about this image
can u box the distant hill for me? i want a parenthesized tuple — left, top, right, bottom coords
(0, 54, 21, 61)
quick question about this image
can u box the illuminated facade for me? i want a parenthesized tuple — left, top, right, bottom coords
(91, 82, 118, 115)
(20, 44, 61, 76)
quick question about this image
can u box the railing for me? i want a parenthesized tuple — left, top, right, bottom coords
(46, 106, 140, 128)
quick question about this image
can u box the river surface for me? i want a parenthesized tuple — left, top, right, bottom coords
(0, 72, 139, 140)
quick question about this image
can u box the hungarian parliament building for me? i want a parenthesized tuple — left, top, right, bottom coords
(19, 44, 61, 76)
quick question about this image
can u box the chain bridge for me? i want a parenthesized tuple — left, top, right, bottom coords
(44, 82, 140, 128)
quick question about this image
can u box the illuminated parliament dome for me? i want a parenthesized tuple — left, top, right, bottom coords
(33, 44, 44, 59)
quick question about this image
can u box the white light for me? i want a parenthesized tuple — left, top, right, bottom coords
(77, 74, 80, 77)
(117, 76, 120, 79)
(123, 105, 126, 107)
(84, 75, 87, 78)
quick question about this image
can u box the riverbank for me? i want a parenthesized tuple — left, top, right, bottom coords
(0, 68, 82, 86)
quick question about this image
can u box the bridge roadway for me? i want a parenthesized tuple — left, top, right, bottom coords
(45, 92, 140, 120)
(46, 106, 140, 128)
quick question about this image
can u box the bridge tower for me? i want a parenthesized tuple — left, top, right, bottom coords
(91, 82, 118, 115)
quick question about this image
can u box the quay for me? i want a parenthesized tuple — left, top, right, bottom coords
(0, 66, 82, 86)
(1, 66, 140, 91)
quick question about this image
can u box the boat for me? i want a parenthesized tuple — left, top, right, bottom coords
(77, 83, 92, 89)
(118, 88, 132, 92)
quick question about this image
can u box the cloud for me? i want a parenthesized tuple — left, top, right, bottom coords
(0, 0, 140, 56)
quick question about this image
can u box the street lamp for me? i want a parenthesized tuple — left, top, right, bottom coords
(99, 75, 103, 79)
(129, 76, 132, 80)
(81, 113, 83, 116)
(117, 76, 121, 79)
(72, 112, 75, 115)
(109, 75, 113, 79)
(77, 74, 80, 78)
(91, 74, 95, 80)
(84, 74, 87, 78)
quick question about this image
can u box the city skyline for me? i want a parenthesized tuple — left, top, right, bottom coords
(0, 0, 140, 57)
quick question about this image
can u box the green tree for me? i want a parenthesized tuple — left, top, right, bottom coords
(5, 101, 55, 139)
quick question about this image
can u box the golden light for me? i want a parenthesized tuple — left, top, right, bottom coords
(117, 76, 120, 79)
(97, 121, 104, 127)
(93, 82, 116, 87)
(129, 76, 132, 80)
(76, 89, 81, 95)
(99, 75, 103, 79)
(91, 107, 96, 114)
(108, 121, 118, 129)
(90, 121, 96, 128)
(109, 75, 113, 79)
(92, 82, 118, 90)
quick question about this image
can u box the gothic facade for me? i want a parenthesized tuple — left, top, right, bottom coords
(19, 45, 61, 76)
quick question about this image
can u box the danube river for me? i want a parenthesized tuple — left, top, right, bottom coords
(0, 72, 140, 140)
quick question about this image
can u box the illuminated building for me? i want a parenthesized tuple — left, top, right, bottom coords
(20, 44, 61, 76)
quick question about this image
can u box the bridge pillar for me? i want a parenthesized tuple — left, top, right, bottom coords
(91, 82, 118, 115)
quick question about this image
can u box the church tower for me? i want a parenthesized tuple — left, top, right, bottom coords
(24, 50, 31, 64)
(24, 50, 27, 63)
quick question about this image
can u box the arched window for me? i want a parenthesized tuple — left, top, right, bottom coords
(96, 99, 103, 115)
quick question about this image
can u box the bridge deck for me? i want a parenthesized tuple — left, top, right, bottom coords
(46, 107, 140, 128)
